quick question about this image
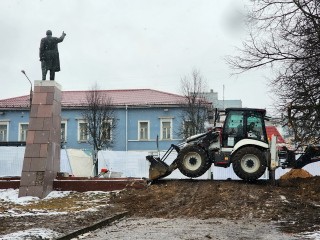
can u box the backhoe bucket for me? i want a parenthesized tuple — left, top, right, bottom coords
(146, 155, 177, 180)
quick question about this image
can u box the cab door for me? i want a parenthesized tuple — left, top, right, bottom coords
(222, 110, 245, 147)
(246, 112, 268, 143)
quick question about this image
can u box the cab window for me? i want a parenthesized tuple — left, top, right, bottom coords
(246, 113, 266, 141)
(222, 111, 244, 147)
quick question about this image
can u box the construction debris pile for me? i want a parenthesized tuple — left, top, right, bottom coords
(280, 169, 313, 180)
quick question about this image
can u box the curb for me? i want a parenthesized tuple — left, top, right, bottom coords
(56, 211, 129, 240)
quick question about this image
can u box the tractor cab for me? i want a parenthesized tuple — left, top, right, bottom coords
(221, 108, 268, 148)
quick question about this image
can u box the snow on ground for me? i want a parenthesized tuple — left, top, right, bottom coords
(0, 189, 39, 205)
(0, 228, 61, 240)
(297, 232, 320, 240)
(0, 189, 71, 205)
(0, 189, 71, 223)
(0, 190, 67, 239)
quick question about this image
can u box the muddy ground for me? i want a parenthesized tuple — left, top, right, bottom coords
(111, 176, 320, 234)
(0, 173, 320, 239)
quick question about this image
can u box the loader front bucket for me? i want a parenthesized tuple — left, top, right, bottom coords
(146, 155, 177, 180)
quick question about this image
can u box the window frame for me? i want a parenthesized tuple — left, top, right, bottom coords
(101, 119, 113, 142)
(138, 120, 150, 141)
(77, 120, 89, 142)
(0, 122, 9, 142)
(183, 120, 195, 138)
(160, 118, 172, 140)
(18, 122, 29, 142)
(61, 120, 68, 143)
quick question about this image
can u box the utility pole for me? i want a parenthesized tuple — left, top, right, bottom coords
(21, 70, 33, 108)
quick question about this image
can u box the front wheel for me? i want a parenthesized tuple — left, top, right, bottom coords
(177, 145, 211, 178)
(232, 147, 267, 181)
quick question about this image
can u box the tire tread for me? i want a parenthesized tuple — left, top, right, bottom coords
(177, 145, 211, 178)
(232, 147, 267, 181)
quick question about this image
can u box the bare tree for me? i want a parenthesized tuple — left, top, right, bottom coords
(82, 84, 117, 176)
(178, 69, 211, 138)
(226, 0, 320, 145)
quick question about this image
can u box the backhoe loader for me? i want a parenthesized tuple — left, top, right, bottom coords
(146, 108, 320, 182)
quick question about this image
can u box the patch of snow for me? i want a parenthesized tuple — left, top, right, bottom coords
(279, 195, 289, 203)
(0, 189, 117, 238)
(75, 232, 91, 239)
(0, 209, 68, 218)
(84, 190, 113, 195)
(280, 195, 286, 200)
(79, 207, 99, 212)
(0, 228, 61, 240)
(44, 190, 71, 199)
(0, 189, 39, 205)
(298, 231, 320, 239)
(0, 189, 72, 205)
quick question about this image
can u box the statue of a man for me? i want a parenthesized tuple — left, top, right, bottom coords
(39, 30, 66, 80)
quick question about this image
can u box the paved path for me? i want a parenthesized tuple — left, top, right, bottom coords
(82, 217, 300, 240)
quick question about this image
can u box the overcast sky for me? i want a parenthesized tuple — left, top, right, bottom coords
(0, 0, 274, 111)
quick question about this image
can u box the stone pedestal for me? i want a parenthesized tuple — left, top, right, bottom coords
(19, 81, 62, 198)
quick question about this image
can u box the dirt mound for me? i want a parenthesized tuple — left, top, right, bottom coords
(280, 168, 313, 180)
(111, 177, 320, 234)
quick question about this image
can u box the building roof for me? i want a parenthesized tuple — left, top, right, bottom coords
(0, 89, 188, 109)
(266, 126, 285, 144)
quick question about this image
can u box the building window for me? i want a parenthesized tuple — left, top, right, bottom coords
(139, 121, 149, 140)
(61, 121, 67, 143)
(78, 120, 88, 142)
(160, 119, 172, 140)
(183, 120, 195, 138)
(0, 123, 8, 142)
(101, 120, 112, 141)
(19, 123, 29, 141)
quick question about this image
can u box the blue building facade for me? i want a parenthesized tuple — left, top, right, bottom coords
(0, 88, 242, 152)
(0, 89, 189, 152)
(59, 106, 185, 151)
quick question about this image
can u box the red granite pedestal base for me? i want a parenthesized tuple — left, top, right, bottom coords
(19, 81, 61, 198)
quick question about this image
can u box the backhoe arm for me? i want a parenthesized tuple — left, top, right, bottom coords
(281, 145, 320, 169)
(294, 145, 320, 169)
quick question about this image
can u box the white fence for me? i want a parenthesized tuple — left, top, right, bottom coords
(0, 147, 319, 179)
(0, 147, 72, 177)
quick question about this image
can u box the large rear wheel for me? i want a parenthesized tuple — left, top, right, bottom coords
(177, 145, 211, 178)
(232, 147, 267, 181)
